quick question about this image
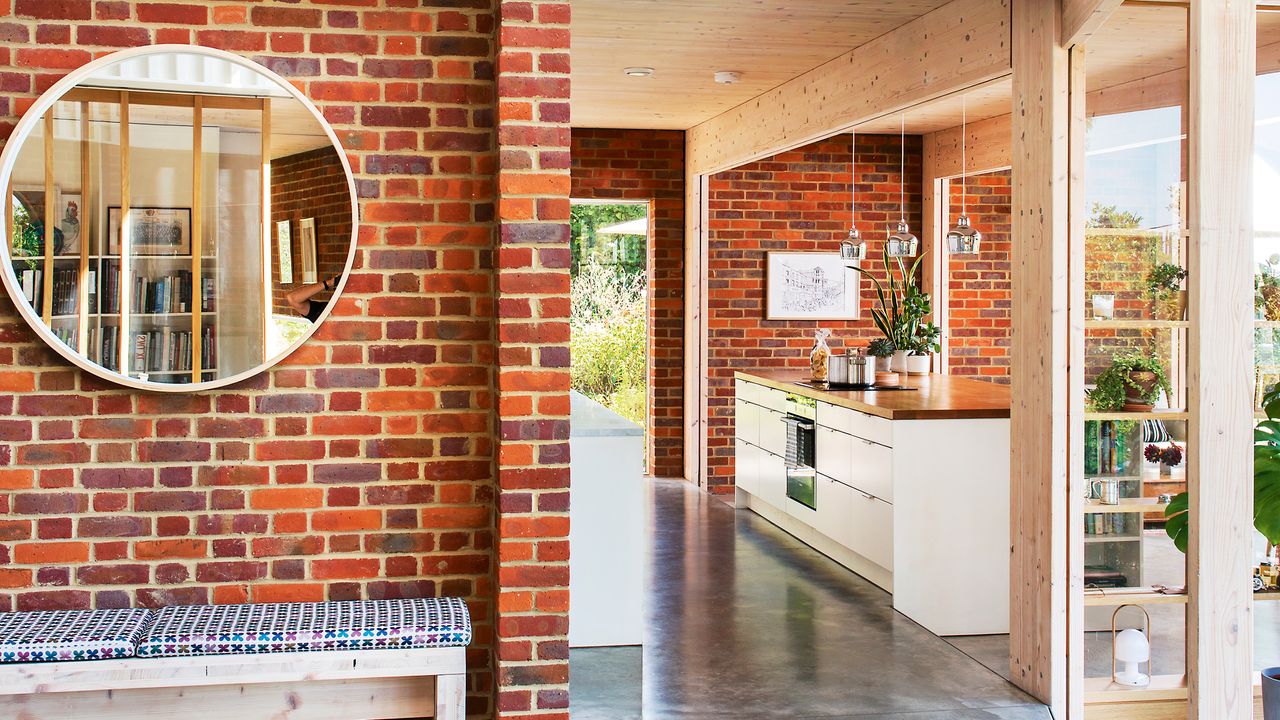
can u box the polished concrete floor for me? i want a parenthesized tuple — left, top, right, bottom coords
(571, 479, 1049, 720)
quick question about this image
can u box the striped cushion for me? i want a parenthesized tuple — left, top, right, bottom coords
(136, 597, 471, 658)
(0, 608, 153, 663)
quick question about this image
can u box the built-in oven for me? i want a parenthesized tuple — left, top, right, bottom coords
(783, 394, 817, 510)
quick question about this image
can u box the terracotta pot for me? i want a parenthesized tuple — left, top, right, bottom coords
(1123, 370, 1160, 412)
(1265, 286, 1280, 322)
(1152, 290, 1187, 321)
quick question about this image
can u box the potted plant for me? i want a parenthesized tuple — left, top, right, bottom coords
(1144, 442, 1183, 477)
(1165, 381, 1280, 714)
(1259, 254, 1280, 321)
(1086, 352, 1172, 412)
(904, 322, 941, 375)
(853, 245, 933, 373)
(1146, 262, 1187, 321)
(866, 337, 895, 376)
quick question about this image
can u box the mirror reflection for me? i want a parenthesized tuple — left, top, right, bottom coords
(2, 50, 356, 388)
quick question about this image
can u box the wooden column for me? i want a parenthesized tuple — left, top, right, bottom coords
(41, 112, 54, 324)
(1186, 2, 1255, 718)
(191, 97, 203, 383)
(260, 98, 271, 362)
(77, 105, 90, 354)
(1009, 0, 1070, 712)
(118, 92, 131, 374)
(683, 170, 707, 487)
(1065, 44, 1087, 720)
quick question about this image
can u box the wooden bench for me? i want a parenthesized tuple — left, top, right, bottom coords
(0, 599, 469, 720)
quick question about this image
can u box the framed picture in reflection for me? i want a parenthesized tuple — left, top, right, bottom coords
(299, 217, 317, 283)
(108, 206, 191, 256)
(276, 220, 293, 284)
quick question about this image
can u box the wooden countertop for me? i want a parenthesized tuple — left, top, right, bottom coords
(735, 369, 1011, 420)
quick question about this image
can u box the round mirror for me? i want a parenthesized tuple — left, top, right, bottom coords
(0, 46, 358, 391)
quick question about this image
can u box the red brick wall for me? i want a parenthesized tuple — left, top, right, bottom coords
(945, 169, 1012, 383)
(271, 146, 353, 316)
(493, 1, 572, 718)
(705, 134, 922, 492)
(0, 2, 574, 718)
(570, 128, 683, 478)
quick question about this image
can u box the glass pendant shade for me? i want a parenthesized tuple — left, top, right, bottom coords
(946, 213, 983, 254)
(886, 221, 919, 257)
(841, 226, 866, 267)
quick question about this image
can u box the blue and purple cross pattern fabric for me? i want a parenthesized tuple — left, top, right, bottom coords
(0, 608, 154, 663)
(136, 597, 472, 658)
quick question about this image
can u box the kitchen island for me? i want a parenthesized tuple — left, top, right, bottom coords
(734, 370, 1011, 636)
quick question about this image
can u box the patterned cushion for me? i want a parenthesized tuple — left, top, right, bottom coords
(0, 608, 153, 663)
(136, 597, 471, 658)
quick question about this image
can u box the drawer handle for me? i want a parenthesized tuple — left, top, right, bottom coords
(861, 438, 876, 446)
(861, 492, 875, 501)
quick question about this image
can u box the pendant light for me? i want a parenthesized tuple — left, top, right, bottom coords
(886, 113, 918, 258)
(840, 130, 866, 268)
(946, 94, 983, 255)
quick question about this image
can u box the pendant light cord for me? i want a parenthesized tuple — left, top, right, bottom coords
(851, 131, 856, 227)
(899, 114, 906, 224)
(961, 95, 967, 217)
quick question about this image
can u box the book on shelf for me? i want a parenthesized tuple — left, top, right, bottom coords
(19, 268, 42, 314)
(52, 326, 76, 351)
(101, 262, 120, 314)
(202, 276, 216, 312)
(133, 270, 193, 315)
(51, 268, 78, 316)
(131, 328, 197, 374)
(89, 326, 120, 371)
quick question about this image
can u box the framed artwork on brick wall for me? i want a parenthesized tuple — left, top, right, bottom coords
(764, 251, 859, 320)
(299, 217, 317, 283)
(276, 220, 293, 285)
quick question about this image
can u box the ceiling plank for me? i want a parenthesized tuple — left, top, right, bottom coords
(685, 0, 1011, 176)
(1061, 0, 1124, 47)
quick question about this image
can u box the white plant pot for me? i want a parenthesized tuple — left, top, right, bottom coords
(905, 353, 932, 376)
(891, 350, 909, 373)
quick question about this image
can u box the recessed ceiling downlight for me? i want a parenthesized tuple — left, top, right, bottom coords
(624, 67, 654, 78)
(714, 71, 742, 85)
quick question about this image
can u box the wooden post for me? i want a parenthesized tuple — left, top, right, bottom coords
(1009, 0, 1070, 712)
(191, 97, 202, 383)
(1186, 2, 1255, 719)
(118, 92, 131, 375)
(42, 112, 54, 325)
(1066, 43, 1087, 720)
(683, 170, 707, 487)
(78, 104, 90, 355)
(434, 673, 465, 720)
(260, 98, 271, 363)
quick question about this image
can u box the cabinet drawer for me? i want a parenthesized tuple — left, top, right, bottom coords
(817, 402, 892, 447)
(735, 379, 760, 405)
(758, 385, 789, 413)
(848, 490, 893, 570)
(759, 451, 787, 509)
(816, 474, 853, 547)
(734, 439, 759, 495)
(815, 425, 853, 487)
(758, 407, 788, 457)
(849, 437, 893, 504)
(735, 400, 760, 446)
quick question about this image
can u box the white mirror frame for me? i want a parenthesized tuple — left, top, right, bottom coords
(0, 45, 359, 392)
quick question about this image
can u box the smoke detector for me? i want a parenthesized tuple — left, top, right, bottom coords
(714, 70, 742, 85)
(624, 67, 654, 78)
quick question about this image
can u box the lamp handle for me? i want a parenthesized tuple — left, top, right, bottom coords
(1111, 603, 1152, 680)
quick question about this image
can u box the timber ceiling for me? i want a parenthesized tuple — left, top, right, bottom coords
(570, 0, 952, 130)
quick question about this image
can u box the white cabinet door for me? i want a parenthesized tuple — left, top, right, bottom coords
(815, 425, 853, 487)
(758, 385, 789, 413)
(848, 490, 893, 570)
(735, 399, 761, 446)
(816, 474, 853, 547)
(734, 439, 759, 496)
(758, 451, 787, 509)
(848, 437, 894, 503)
(759, 407, 788, 457)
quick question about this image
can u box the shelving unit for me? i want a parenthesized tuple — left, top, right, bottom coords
(1085, 319, 1189, 330)
(3, 90, 257, 384)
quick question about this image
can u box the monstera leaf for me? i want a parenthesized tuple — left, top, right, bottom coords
(1165, 382, 1280, 549)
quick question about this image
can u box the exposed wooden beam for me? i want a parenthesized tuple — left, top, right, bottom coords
(1186, 1, 1255, 719)
(1009, 0, 1069, 712)
(924, 113, 1013, 178)
(1061, 0, 1124, 47)
(685, 0, 1011, 175)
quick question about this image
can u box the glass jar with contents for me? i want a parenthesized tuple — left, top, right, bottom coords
(810, 329, 831, 382)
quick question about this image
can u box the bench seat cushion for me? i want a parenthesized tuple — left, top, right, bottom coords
(0, 608, 154, 663)
(136, 597, 471, 658)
